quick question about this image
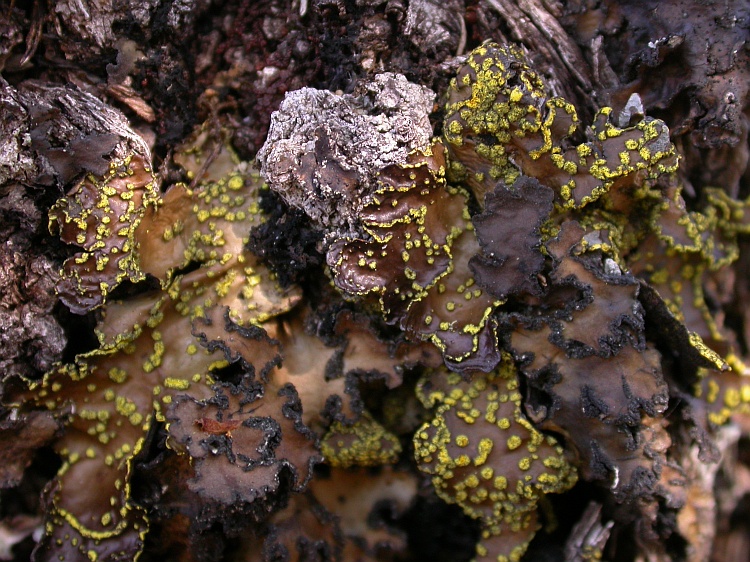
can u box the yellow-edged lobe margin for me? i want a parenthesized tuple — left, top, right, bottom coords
(414, 355, 576, 561)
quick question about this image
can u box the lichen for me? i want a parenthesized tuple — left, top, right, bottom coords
(327, 141, 502, 371)
(414, 356, 577, 562)
(469, 176, 554, 299)
(252, 42, 750, 561)
(505, 223, 671, 499)
(2, 132, 301, 560)
(50, 152, 159, 313)
(443, 43, 678, 213)
(166, 376, 319, 505)
(4, 34, 750, 562)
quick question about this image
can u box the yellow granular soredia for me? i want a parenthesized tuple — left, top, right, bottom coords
(443, 41, 679, 217)
(163, 377, 190, 391)
(414, 355, 576, 561)
(321, 412, 402, 468)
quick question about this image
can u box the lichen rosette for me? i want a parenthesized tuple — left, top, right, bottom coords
(2, 132, 302, 560)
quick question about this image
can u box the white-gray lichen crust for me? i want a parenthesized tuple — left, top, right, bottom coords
(257, 73, 435, 239)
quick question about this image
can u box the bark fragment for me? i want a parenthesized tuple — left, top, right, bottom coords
(258, 72, 435, 238)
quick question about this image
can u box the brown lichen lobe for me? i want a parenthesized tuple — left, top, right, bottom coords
(507, 226, 671, 498)
(50, 152, 160, 313)
(414, 358, 577, 562)
(166, 376, 319, 506)
(2, 130, 301, 560)
(327, 141, 501, 370)
(443, 42, 679, 214)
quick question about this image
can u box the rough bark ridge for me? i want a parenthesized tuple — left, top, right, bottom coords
(1, 1, 749, 561)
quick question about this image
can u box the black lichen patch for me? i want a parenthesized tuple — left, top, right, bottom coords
(248, 189, 324, 289)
